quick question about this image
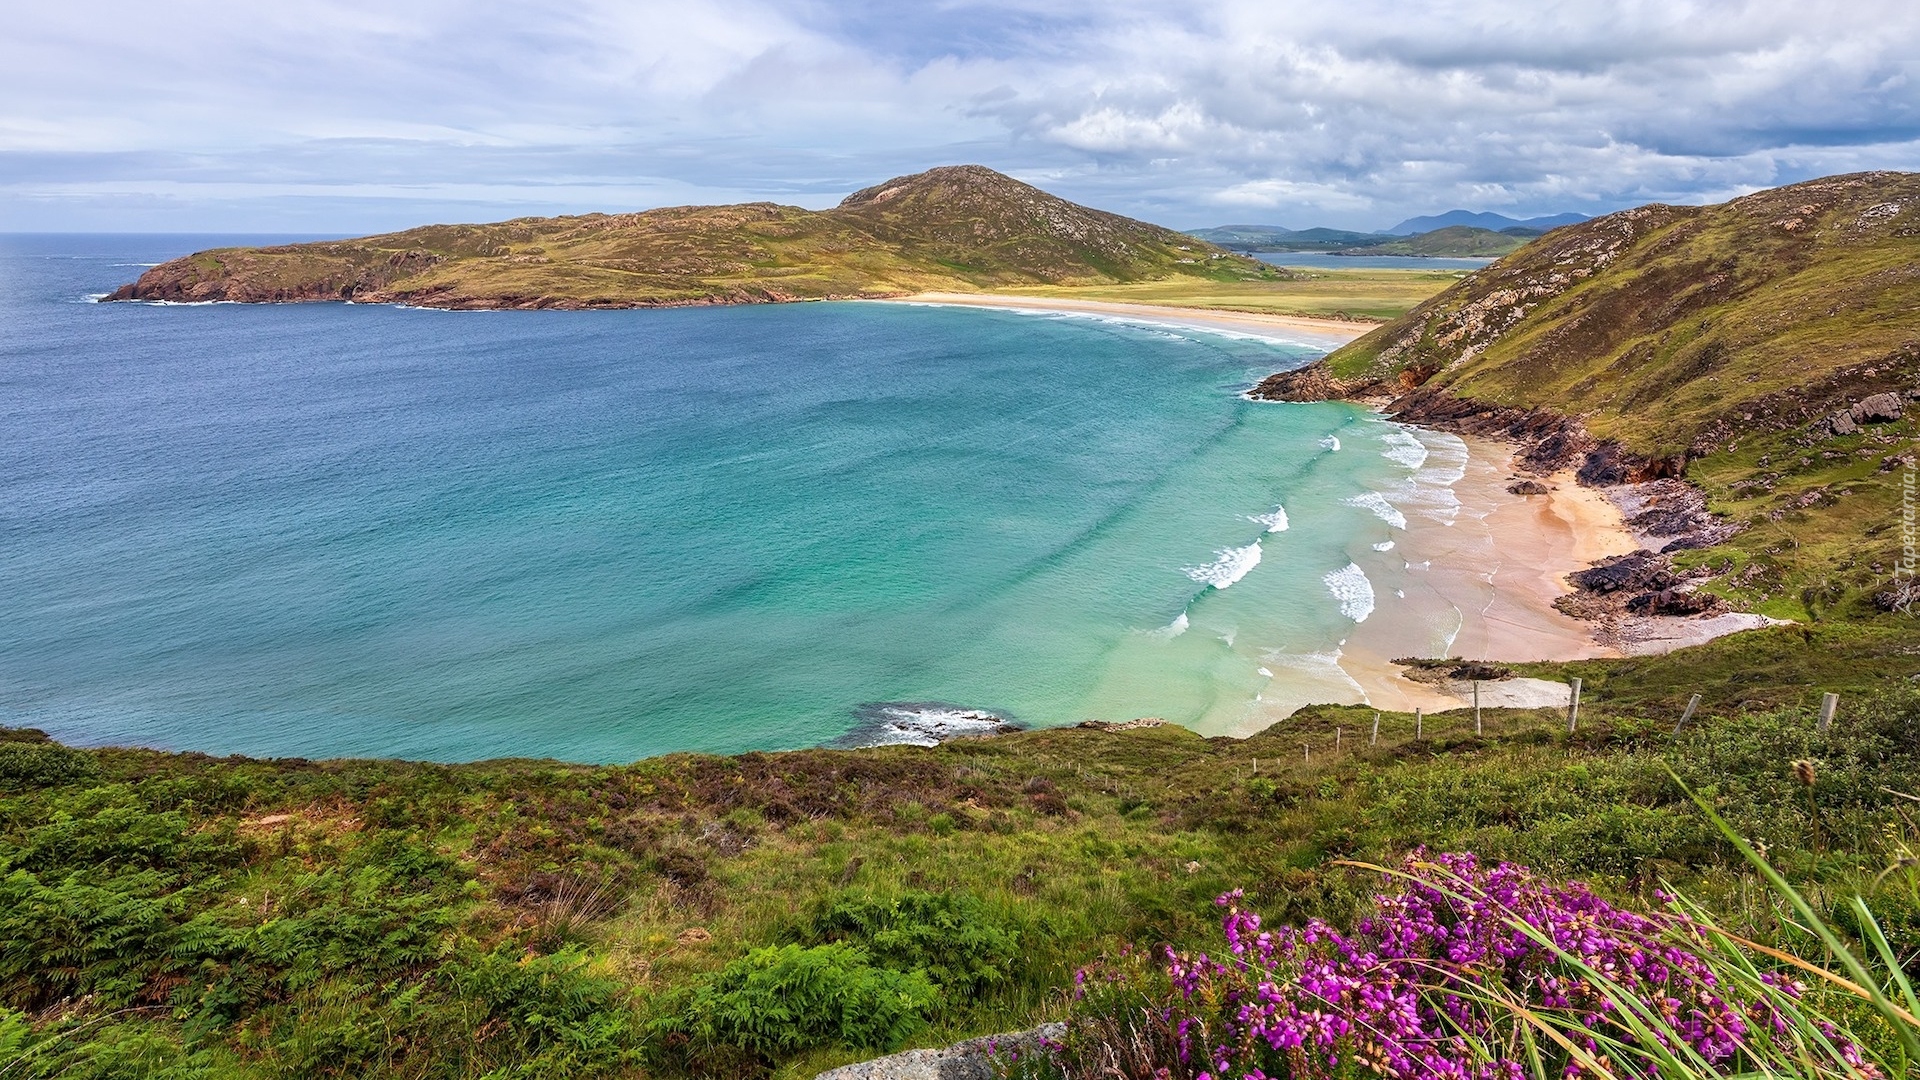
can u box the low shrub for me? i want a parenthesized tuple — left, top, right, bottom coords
(808, 888, 1021, 995)
(656, 942, 936, 1061)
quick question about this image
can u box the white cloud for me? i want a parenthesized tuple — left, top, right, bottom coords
(2, 0, 1917, 230)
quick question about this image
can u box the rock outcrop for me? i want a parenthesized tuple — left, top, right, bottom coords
(814, 1024, 1064, 1080)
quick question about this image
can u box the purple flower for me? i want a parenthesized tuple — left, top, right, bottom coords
(1142, 851, 1874, 1080)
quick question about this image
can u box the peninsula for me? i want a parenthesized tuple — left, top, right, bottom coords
(106, 166, 1277, 309)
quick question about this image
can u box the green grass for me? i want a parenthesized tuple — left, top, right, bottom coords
(7, 677, 1920, 1077)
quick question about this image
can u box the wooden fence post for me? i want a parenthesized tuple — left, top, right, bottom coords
(1474, 681, 1482, 736)
(1819, 692, 1838, 732)
(1567, 677, 1582, 733)
(1674, 693, 1701, 736)
(1415, 708, 1422, 739)
(1371, 712, 1380, 745)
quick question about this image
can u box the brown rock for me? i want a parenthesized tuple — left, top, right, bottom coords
(1852, 392, 1905, 424)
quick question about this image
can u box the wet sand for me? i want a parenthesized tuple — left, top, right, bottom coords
(1235, 437, 1641, 732)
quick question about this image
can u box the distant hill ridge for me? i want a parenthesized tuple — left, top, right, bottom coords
(1385, 209, 1590, 235)
(1188, 211, 1587, 257)
(109, 165, 1271, 309)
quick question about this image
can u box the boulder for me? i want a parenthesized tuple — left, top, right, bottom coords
(814, 1024, 1065, 1080)
(1625, 589, 1722, 616)
(1826, 410, 1860, 436)
(1507, 479, 1550, 495)
(1569, 551, 1674, 593)
(1576, 445, 1634, 485)
(1852, 392, 1905, 424)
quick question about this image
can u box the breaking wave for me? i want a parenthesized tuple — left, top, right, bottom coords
(1184, 541, 1262, 589)
(1323, 562, 1376, 623)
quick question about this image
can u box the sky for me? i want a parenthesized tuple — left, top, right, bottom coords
(3, 0, 1918, 234)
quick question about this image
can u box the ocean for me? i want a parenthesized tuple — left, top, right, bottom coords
(0, 235, 1470, 762)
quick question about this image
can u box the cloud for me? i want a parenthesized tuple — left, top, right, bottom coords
(2, 0, 1917, 231)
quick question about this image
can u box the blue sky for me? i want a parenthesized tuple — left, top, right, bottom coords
(3, 0, 1918, 233)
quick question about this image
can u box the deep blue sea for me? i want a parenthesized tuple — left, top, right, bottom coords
(1, 235, 1465, 762)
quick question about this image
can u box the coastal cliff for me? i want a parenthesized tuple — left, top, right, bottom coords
(1253, 171, 1920, 624)
(106, 166, 1275, 309)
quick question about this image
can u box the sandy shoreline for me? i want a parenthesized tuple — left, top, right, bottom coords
(876, 291, 1375, 349)
(1231, 434, 1641, 731)
(880, 291, 1763, 730)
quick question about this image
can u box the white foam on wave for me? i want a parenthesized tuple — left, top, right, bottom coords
(1324, 562, 1376, 622)
(1414, 430, 1470, 487)
(1150, 612, 1191, 639)
(1372, 540, 1396, 551)
(1249, 505, 1289, 533)
(1262, 648, 1369, 701)
(1379, 426, 1430, 470)
(860, 706, 1012, 747)
(1344, 491, 1407, 530)
(1184, 540, 1262, 589)
(1321, 435, 1341, 451)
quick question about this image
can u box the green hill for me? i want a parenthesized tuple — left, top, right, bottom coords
(1184, 224, 1392, 251)
(106, 166, 1273, 309)
(1253, 171, 1920, 623)
(1346, 224, 1525, 257)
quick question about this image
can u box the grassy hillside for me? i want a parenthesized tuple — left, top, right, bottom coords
(1184, 225, 1391, 252)
(1349, 224, 1525, 257)
(107, 167, 1276, 309)
(6, 678, 1918, 1078)
(1261, 172, 1920, 624)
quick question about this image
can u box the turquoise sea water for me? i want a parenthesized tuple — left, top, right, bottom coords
(1, 236, 1463, 762)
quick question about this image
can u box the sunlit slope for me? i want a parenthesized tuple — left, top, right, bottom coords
(1319, 171, 1920, 458)
(109, 166, 1275, 309)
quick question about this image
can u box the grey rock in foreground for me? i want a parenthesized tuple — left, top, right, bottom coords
(814, 1023, 1064, 1080)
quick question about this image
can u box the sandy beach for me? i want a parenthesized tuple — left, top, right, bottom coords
(888, 291, 1761, 729)
(1235, 435, 1641, 730)
(878, 291, 1374, 349)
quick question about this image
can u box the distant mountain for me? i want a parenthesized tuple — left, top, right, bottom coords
(109, 165, 1271, 309)
(1384, 210, 1589, 236)
(1185, 225, 1391, 251)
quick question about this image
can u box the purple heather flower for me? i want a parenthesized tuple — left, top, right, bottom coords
(1139, 851, 1871, 1080)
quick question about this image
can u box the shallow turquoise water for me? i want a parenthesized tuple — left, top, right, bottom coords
(1, 236, 1460, 762)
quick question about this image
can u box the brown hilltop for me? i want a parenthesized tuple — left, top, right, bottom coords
(107, 165, 1269, 309)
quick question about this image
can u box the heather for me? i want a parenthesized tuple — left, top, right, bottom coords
(4, 684, 1920, 1077)
(1040, 851, 1902, 1079)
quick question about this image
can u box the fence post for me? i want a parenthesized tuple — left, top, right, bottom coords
(1819, 692, 1838, 732)
(1336, 726, 1342, 752)
(1474, 681, 1482, 736)
(1371, 712, 1380, 745)
(1567, 677, 1582, 733)
(1304, 743, 1311, 764)
(1674, 693, 1701, 736)
(1415, 708, 1422, 739)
